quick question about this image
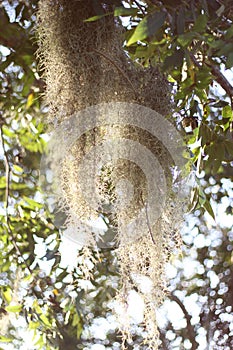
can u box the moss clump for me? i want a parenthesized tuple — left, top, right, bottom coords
(37, 1, 184, 349)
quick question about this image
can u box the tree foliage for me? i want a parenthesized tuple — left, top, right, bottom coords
(0, 0, 233, 349)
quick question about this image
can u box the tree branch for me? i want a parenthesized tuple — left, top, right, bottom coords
(207, 62, 233, 105)
(159, 328, 170, 350)
(169, 293, 199, 350)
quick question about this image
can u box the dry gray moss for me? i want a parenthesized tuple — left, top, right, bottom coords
(37, 1, 184, 349)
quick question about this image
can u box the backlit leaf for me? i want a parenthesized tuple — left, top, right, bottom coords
(127, 11, 166, 46)
(0, 335, 12, 343)
(5, 305, 22, 313)
(2, 288, 12, 304)
(26, 93, 34, 109)
(222, 105, 233, 119)
(114, 7, 138, 17)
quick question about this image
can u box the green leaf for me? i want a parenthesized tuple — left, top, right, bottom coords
(23, 274, 33, 282)
(163, 49, 184, 71)
(9, 183, 29, 190)
(13, 164, 23, 173)
(22, 196, 43, 209)
(28, 321, 40, 330)
(114, 6, 138, 17)
(211, 159, 222, 173)
(2, 126, 16, 138)
(39, 314, 51, 327)
(212, 100, 229, 108)
(1, 260, 11, 273)
(199, 124, 213, 146)
(224, 140, 233, 160)
(215, 141, 225, 160)
(176, 6, 185, 34)
(2, 288, 12, 304)
(177, 32, 195, 47)
(226, 52, 233, 69)
(206, 142, 224, 163)
(127, 11, 166, 46)
(225, 24, 233, 39)
(199, 187, 206, 206)
(84, 13, 109, 22)
(35, 336, 44, 347)
(218, 43, 233, 57)
(203, 200, 215, 220)
(193, 14, 208, 33)
(222, 105, 233, 119)
(0, 335, 12, 343)
(26, 93, 34, 109)
(196, 67, 212, 88)
(5, 304, 22, 313)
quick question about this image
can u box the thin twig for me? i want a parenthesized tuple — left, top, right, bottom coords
(92, 48, 137, 97)
(134, 0, 146, 15)
(0, 123, 33, 275)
